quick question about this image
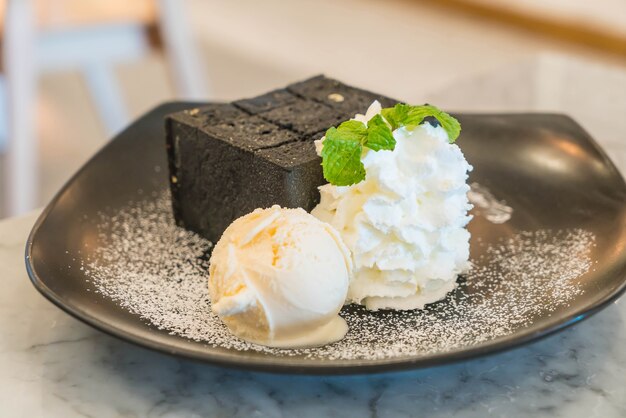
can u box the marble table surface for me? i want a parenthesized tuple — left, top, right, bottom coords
(1, 55, 626, 417)
(1, 214, 625, 418)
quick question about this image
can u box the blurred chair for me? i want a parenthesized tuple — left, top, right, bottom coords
(1, 0, 207, 216)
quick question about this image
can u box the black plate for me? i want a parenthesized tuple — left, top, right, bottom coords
(26, 102, 626, 374)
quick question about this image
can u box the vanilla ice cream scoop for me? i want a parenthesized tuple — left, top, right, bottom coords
(208, 205, 352, 348)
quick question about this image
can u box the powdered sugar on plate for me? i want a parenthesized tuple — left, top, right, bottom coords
(85, 192, 594, 360)
(468, 182, 513, 224)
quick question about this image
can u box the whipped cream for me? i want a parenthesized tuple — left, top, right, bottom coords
(312, 101, 473, 311)
(208, 205, 352, 347)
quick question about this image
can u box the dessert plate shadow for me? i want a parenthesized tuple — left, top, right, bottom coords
(26, 102, 626, 374)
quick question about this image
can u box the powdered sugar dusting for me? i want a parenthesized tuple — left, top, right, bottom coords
(85, 192, 594, 360)
(468, 182, 513, 224)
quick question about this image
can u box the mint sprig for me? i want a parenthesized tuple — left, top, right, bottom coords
(334, 120, 367, 142)
(380, 104, 411, 131)
(382, 104, 461, 141)
(321, 128, 366, 186)
(365, 114, 395, 151)
(321, 103, 460, 186)
(320, 117, 395, 186)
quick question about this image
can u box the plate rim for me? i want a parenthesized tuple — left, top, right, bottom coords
(25, 102, 626, 375)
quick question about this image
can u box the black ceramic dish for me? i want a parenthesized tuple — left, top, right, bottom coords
(26, 102, 626, 374)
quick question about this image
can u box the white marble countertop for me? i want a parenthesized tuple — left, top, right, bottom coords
(1, 213, 625, 417)
(1, 55, 625, 417)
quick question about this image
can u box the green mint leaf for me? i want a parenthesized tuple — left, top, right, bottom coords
(405, 105, 461, 142)
(336, 120, 367, 144)
(381, 104, 461, 142)
(321, 128, 366, 186)
(365, 114, 395, 151)
(381, 103, 411, 130)
(320, 102, 461, 186)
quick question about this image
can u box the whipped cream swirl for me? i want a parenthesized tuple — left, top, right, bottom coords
(312, 101, 473, 311)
